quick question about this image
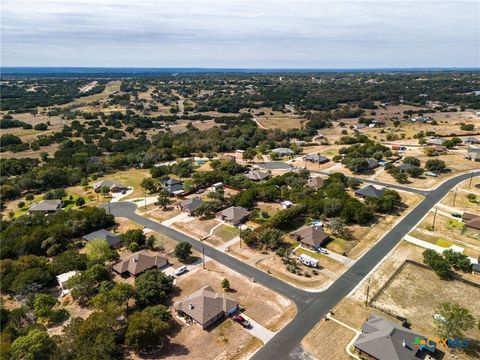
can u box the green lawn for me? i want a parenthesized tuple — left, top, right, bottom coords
(436, 238, 454, 248)
(447, 219, 465, 231)
(213, 225, 239, 241)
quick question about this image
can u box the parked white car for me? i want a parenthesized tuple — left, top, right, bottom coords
(174, 266, 188, 276)
(317, 247, 329, 255)
(432, 313, 446, 323)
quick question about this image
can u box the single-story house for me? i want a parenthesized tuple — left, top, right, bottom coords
(290, 225, 329, 250)
(432, 145, 447, 154)
(179, 197, 204, 215)
(472, 263, 480, 276)
(462, 212, 478, 222)
(173, 285, 239, 329)
(304, 153, 329, 164)
(163, 178, 185, 196)
(366, 159, 379, 169)
(93, 180, 127, 193)
(29, 200, 62, 214)
(465, 217, 480, 231)
(306, 176, 325, 189)
(219, 154, 236, 163)
(281, 200, 294, 209)
(354, 314, 431, 360)
(397, 163, 416, 172)
(245, 170, 271, 181)
(112, 250, 169, 277)
(464, 137, 480, 145)
(391, 144, 407, 151)
(271, 148, 295, 157)
(56, 270, 78, 296)
(426, 138, 444, 146)
(355, 185, 385, 199)
(82, 229, 122, 248)
(211, 182, 224, 191)
(465, 147, 480, 161)
(216, 206, 250, 226)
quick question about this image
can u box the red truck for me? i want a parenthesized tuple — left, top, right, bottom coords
(232, 314, 251, 328)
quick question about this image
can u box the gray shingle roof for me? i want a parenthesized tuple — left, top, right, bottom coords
(355, 314, 424, 360)
(216, 206, 250, 225)
(29, 200, 62, 212)
(82, 229, 121, 247)
(179, 197, 204, 213)
(272, 148, 295, 155)
(245, 170, 270, 181)
(355, 185, 385, 198)
(92, 180, 126, 190)
(173, 285, 238, 326)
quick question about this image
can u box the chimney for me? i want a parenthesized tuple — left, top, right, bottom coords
(402, 340, 406, 347)
(188, 303, 194, 309)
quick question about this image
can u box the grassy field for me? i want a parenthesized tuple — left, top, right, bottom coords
(95, 168, 150, 200)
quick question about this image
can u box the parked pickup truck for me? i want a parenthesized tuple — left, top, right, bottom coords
(233, 314, 251, 328)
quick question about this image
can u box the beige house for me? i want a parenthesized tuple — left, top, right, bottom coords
(112, 250, 169, 277)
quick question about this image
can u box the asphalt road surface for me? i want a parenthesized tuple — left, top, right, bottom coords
(104, 170, 479, 360)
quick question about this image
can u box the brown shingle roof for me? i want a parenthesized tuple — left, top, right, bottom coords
(291, 225, 329, 248)
(462, 212, 479, 222)
(112, 250, 168, 276)
(174, 286, 238, 326)
(465, 217, 480, 231)
(306, 177, 324, 189)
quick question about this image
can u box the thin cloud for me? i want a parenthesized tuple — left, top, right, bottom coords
(1, 0, 479, 67)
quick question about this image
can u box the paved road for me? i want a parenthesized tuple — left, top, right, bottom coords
(104, 170, 479, 360)
(103, 202, 310, 307)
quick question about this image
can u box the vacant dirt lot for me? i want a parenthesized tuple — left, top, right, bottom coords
(373, 263, 480, 358)
(327, 192, 423, 259)
(303, 240, 480, 360)
(228, 243, 341, 290)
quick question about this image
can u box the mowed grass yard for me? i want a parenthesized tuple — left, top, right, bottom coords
(94, 168, 150, 200)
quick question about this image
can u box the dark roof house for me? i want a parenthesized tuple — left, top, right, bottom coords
(397, 163, 416, 172)
(216, 206, 250, 226)
(93, 180, 127, 192)
(465, 217, 480, 231)
(112, 250, 169, 277)
(354, 314, 428, 360)
(163, 178, 185, 196)
(366, 159, 379, 169)
(462, 212, 479, 222)
(355, 185, 385, 199)
(304, 153, 329, 164)
(179, 197, 204, 215)
(464, 137, 480, 145)
(83, 229, 121, 247)
(290, 225, 329, 250)
(29, 200, 62, 214)
(174, 285, 239, 329)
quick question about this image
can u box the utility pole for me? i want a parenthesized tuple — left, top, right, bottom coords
(144, 191, 147, 210)
(202, 245, 205, 269)
(432, 207, 437, 231)
(107, 200, 111, 215)
(452, 188, 458, 207)
(365, 276, 371, 307)
(468, 171, 474, 189)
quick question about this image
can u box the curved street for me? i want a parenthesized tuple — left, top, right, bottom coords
(103, 170, 479, 360)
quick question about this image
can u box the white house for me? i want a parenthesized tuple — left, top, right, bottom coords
(56, 271, 78, 296)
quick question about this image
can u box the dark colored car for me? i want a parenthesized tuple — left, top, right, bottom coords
(233, 314, 251, 328)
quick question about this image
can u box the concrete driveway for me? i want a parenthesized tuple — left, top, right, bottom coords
(236, 313, 276, 344)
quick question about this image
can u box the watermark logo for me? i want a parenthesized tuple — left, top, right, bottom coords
(412, 336, 469, 352)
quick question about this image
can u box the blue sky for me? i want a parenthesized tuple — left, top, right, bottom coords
(2, 0, 479, 68)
